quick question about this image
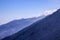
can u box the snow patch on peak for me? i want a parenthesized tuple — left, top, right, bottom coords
(43, 9, 57, 16)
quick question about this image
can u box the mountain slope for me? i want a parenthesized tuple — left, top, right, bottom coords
(2, 9, 60, 40)
(0, 16, 45, 39)
(0, 17, 37, 39)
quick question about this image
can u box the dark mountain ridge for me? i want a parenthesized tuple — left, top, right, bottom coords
(2, 9, 60, 40)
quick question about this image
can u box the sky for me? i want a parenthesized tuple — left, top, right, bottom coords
(0, 0, 60, 25)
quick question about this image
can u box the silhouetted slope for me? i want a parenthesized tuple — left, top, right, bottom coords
(0, 17, 38, 39)
(2, 9, 60, 40)
(0, 16, 45, 39)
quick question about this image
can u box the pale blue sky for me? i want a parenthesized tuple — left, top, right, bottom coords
(0, 0, 60, 25)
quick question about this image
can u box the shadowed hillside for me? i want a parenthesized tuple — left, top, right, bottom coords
(2, 9, 60, 40)
(0, 16, 45, 39)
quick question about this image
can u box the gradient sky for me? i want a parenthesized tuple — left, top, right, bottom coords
(0, 0, 60, 25)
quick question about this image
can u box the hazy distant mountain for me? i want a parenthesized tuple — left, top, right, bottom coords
(2, 9, 60, 40)
(0, 15, 45, 39)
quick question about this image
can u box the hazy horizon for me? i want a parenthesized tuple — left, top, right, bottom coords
(0, 0, 60, 25)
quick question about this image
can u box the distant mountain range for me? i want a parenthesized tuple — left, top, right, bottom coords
(2, 9, 60, 40)
(0, 15, 45, 39)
